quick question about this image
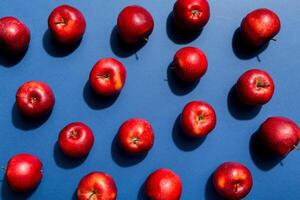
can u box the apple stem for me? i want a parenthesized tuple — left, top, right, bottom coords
(135, 53, 139, 60)
(88, 191, 96, 200)
(143, 37, 148, 42)
(256, 55, 261, 62)
(293, 145, 299, 151)
(271, 38, 277, 42)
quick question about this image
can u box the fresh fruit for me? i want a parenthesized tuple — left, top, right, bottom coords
(77, 172, 117, 200)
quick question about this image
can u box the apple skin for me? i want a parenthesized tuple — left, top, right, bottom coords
(58, 122, 94, 158)
(89, 58, 126, 96)
(180, 101, 216, 138)
(77, 172, 117, 200)
(236, 69, 275, 106)
(213, 162, 253, 200)
(6, 154, 42, 192)
(173, 0, 210, 31)
(144, 168, 182, 200)
(241, 8, 281, 46)
(173, 47, 208, 82)
(48, 4, 86, 44)
(16, 81, 55, 118)
(117, 5, 154, 44)
(0, 16, 30, 54)
(258, 116, 300, 156)
(117, 118, 154, 155)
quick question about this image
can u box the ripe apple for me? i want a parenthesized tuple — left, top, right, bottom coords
(89, 58, 126, 96)
(6, 154, 42, 192)
(213, 162, 253, 199)
(48, 4, 86, 44)
(117, 118, 154, 155)
(236, 69, 275, 106)
(180, 101, 216, 138)
(58, 122, 94, 158)
(144, 168, 182, 200)
(0, 16, 30, 54)
(16, 81, 55, 118)
(117, 5, 154, 44)
(258, 116, 300, 156)
(173, 47, 208, 82)
(173, 0, 210, 31)
(241, 8, 281, 46)
(77, 172, 117, 200)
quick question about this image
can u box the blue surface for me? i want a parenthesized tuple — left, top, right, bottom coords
(0, 0, 299, 199)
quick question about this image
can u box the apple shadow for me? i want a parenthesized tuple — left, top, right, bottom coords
(110, 26, 146, 59)
(137, 183, 149, 200)
(83, 81, 119, 110)
(11, 103, 51, 131)
(42, 29, 82, 57)
(166, 12, 202, 44)
(72, 190, 77, 200)
(53, 142, 87, 169)
(1, 179, 36, 200)
(232, 28, 268, 61)
(0, 49, 27, 67)
(110, 134, 147, 167)
(167, 63, 199, 96)
(172, 114, 206, 151)
(204, 174, 225, 200)
(227, 85, 261, 120)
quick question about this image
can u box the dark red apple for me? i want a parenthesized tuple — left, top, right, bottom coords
(173, 47, 208, 82)
(16, 81, 55, 118)
(258, 116, 300, 156)
(6, 154, 42, 192)
(117, 5, 154, 44)
(213, 162, 253, 199)
(58, 122, 94, 158)
(48, 4, 86, 44)
(117, 118, 154, 155)
(89, 58, 126, 96)
(173, 0, 210, 31)
(236, 69, 275, 106)
(77, 172, 117, 200)
(180, 101, 216, 138)
(0, 16, 30, 54)
(241, 8, 281, 46)
(145, 168, 182, 200)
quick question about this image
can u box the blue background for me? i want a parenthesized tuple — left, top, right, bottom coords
(0, 0, 299, 199)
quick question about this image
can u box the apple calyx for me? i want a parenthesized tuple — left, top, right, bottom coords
(70, 130, 79, 139)
(196, 114, 206, 123)
(131, 137, 140, 145)
(30, 96, 38, 104)
(97, 73, 110, 80)
(255, 79, 270, 89)
(88, 190, 97, 200)
(54, 19, 67, 26)
(192, 9, 201, 17)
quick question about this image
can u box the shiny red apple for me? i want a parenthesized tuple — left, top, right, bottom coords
(117, 118, 154, 155)
(58, 122, 94, 158)
(145, 168, 182, 200)
(89, 58, 126, 96)
(117, 5, 154, 44)
(16, 81, 55, 118)
(48, 4, 86, 44)
(241, 8, 281, 46)
(173, 0, 210, 31)
(0, 16, 30, 54)
(213, 162, 253, 199)
(6, 154, 42, 192)
(236, 69, 275, 106)
(77, 172, 117, 200)
(173, 47, 208, 82)
(258, 116, 300, 156)
(180, 101, 216, 138)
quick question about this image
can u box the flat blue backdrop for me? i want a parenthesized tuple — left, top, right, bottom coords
(0, 0, 299, 199)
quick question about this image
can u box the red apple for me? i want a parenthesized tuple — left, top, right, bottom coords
(145, 168, 182, 200)
(77, 172, 117, 200)
(48, 4, 86, 44)
(117, 118, 154, 155)
(241, 8, 281, 46)
(89, 58, 126, 96)
(258, 116, 300, 156)
(173, 0, 210, 31)
(6, 154, 42, 192)
(16, 81, 55, 118)
(180, 101, 216, 138)
(58, 122, 94, 158)
(173, 47, 208, 82)
(213, 162, 253, 199)
(117, 5, 154, 44)
(236, 69, 275, 106)
(0, 16, 30, 54)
